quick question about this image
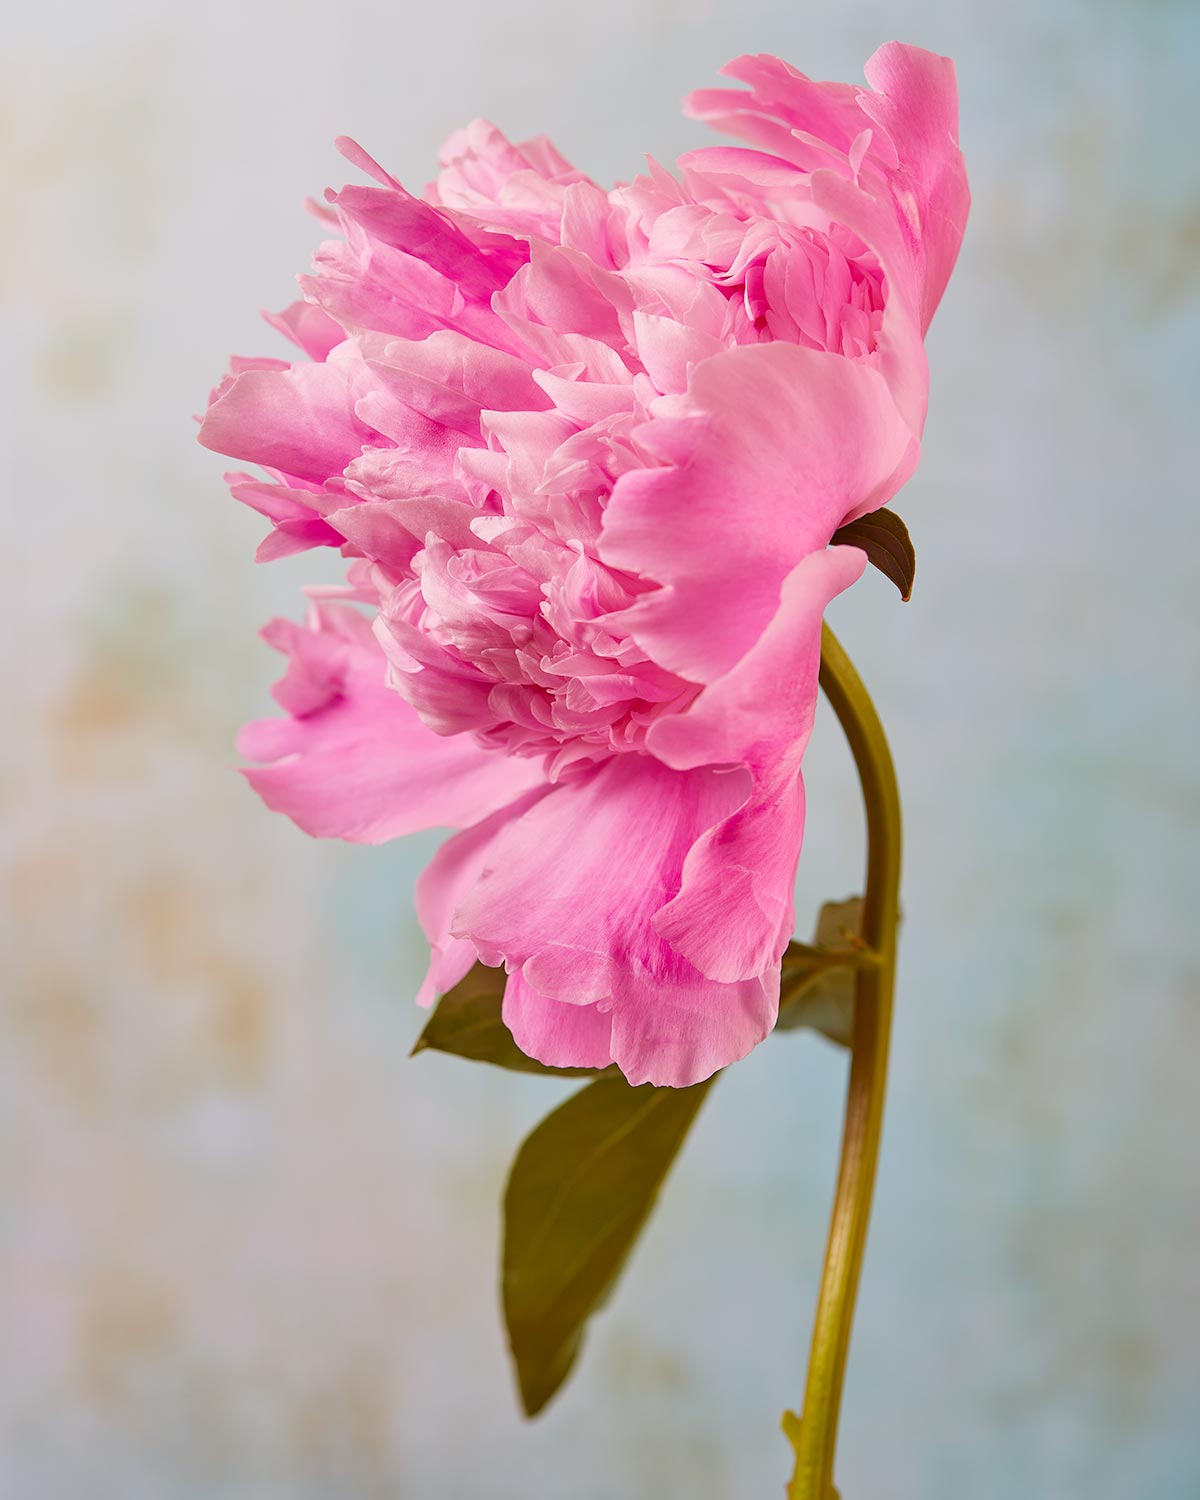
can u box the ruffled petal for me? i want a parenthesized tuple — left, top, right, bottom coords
(684, 54, 872, 168)
(262, 299, 347, 361)
(225, 471, 344, 560)
(238, 603, 545, 842)
(609, 963, 777, 1088)
(414, 787, 549, 1006)
(859, 43, 970, 331)
(648, 545, 867, 982)
(452, 753, 778, 1085)
(199, 343, 378, 485)
(598, 342, 915, 683)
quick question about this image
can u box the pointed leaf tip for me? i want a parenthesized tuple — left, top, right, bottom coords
(831, 507, 916, 600)
(503, 1073, 716, 1416)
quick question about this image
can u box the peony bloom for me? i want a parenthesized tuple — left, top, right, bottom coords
(200, 43, 968, 1086)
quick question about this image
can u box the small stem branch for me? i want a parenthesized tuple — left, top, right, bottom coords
(786, 624, 902, 1500)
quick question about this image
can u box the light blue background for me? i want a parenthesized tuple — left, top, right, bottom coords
(4, 1, 1198, 1495)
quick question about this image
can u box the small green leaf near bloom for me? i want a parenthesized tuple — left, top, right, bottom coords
(503, 1072, 716, 1416)
(411, 962, 603, 1077)
(776, 897, 867, 1046)
(830, 508, 916, 601)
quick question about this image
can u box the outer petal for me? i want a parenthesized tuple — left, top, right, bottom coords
(609, 962, 778, 1088)
(238, 603, 546, 842)
(225, 471, 344, 560)
(681, 44, 967, 431)
(326, 182, 524, 302)
(598, 342, 915, 683)
(501, 970, 615, 1070)
(262, 299, 347, 361)
(199, 343, 379, 485)
(367, 329, 550, 432)
(452, 754, 778, 1086)
(859, 43, 970, 331)
(648, 545, 867, 981)
(684, 54, 872, 169)
(684, 45, 968, 336)
(414, 787, 550, 1006)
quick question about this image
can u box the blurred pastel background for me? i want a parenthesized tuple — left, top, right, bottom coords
(4, 0, 1198, 1495)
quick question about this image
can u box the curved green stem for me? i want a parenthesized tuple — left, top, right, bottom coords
(785, 624, 902, 1500)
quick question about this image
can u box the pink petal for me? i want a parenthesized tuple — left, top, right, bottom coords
(859, 44, 969, 330)
(225, 471, 345, 558)
(199, 344, 378, 485)
(648, 545, 867, 981)
(324, 495, 479, 571)
(262, 300, 347, 361)
(502, 970, 615, 1070)
(598, 341, 915, 683)
(609, 963, 778, 1088)
(414, 787, 549, 1006)
(452, 753, 778, 1086)
(685, 54, 872, 165)
(326, 182, 524, 301)
(238, 603, 545, 842)
(367, 330, 550, 432)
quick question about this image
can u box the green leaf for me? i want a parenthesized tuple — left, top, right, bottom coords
(411, 962, 603, 1077)
(503, 1072, 716, 1416)
(776, 897, 866, 1046)
(831, 508, 916, 601)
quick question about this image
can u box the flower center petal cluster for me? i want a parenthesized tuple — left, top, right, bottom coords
(200, 43, 968, 1086)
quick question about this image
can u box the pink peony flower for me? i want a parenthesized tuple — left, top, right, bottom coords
(200, 43, 968, 1086)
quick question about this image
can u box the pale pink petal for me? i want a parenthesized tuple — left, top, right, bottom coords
(367, 330, 550, 432)
(262, 300, 347, 361)
(501, 970, 615, 1070)
(199, 344, 379, 485)
(430, 119, 589, 241)
(325, 495, 479, 572)
(608, 963, 778, 1088)
(630, 310, 726, 396)
(414, 787, 549, 1006)
(225, 471, 344, 559)
(685, 54, 872, 167)
(239, 603, 545, 842)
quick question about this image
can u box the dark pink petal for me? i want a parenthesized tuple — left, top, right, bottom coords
(326, 182, 525, 301)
